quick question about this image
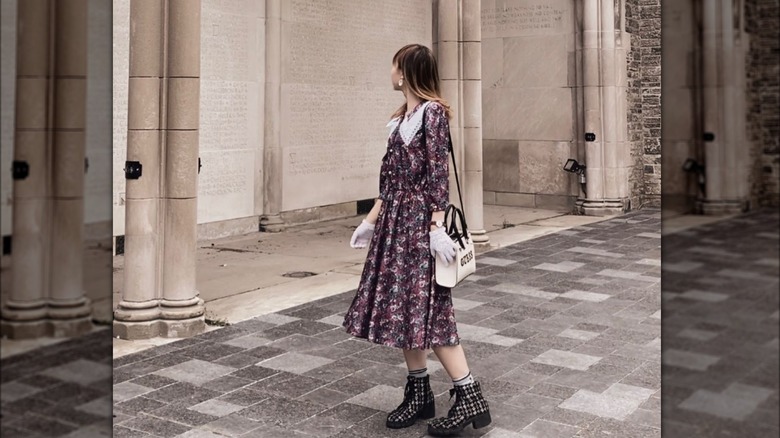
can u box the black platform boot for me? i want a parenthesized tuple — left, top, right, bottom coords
(386, 375, 436, 429)
(427, 380, 491, 437)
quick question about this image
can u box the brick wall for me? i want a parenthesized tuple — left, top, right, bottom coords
(626, 0, 662, 209)
(745, 0, 780, 207)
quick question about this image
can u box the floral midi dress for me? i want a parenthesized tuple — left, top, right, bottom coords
(342, 101, 460, 350)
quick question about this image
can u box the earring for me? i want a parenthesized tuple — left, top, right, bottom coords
(398, 79, 403, 87)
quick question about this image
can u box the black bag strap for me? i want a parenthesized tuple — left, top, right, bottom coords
(421, 103, 467, 223)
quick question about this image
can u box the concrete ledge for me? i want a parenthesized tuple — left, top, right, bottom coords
(280, 202, 357, 227)
(198, 216, 259, 241)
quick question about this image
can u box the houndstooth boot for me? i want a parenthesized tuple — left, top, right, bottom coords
(386, 375, 436, 429)
(427, 380, 491, 437)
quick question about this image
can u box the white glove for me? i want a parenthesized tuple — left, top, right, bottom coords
(430, 227, 457, 265)
(350, 220, 375, 248)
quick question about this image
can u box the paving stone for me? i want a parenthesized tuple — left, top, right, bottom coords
(153, 359, 237, 386)
(113, 382, 154, 403)
(346, 384, 403, 412)
(120, 414, 192, 437)
(298, 386, 353, 408)
(114, 396, 168, 416)
(189, 399, 245, 417)
(113, 426, 151, 438)
(559, 383, 656, 420)
(678, 383, 774, 421)
(452, 297, 486, 311)
(677, 290, 730, 302)
(557, 329, 600, 341)
(202, 413, 265, 436)
(662, 349, 720, 371)
(222, 335, 273, 349)
(216, 387, 268, 407)
(320, 402, 382, 424)
(236, 394, 324, 426)
(317, 314, 347, 326)
(145, 382, 222, 406)
(0, 381, 42, 403)
(518, 419, 580, 437)
(479, 256, 518, 267)
(531, 349, 601, 371)
(149, 403, 219, 427)
(41, 359, 112, 386)
(258, 352, 335, 374)
(248, 371, 328, 398)
(75, 395, 113, 418)
(532, 261, 586, 273)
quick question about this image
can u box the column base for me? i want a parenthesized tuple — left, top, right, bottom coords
(49, 317, 93, 338)
(0, 319, 49, 339)
(0, 317, 93, 339)
(577, 199, 628, 216)
(471, 229, 490, 246)
(48, 296, 92, 320)
(159, 316, 205, 338)
(113, 319, 161, 340)
(112, 316, 206, 340)
(259, 214, 285, 233)
(697, 199, 748, 215)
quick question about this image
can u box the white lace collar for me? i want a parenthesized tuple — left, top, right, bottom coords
(398, 101, 431, 146)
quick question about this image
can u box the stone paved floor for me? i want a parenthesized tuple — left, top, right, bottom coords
(662, 208, 779, 437)
(0, 329, 113, 437)
(107, 209, 662, 438)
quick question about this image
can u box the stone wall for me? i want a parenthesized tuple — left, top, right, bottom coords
(481, 0, 579, 211)
(626, 0, 662, 209)
(745, 0, 780, 207)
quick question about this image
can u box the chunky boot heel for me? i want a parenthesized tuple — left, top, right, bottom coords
(427, 381, 491, 437)
(472, 411, 492, 429)
(386, 375, 436, 429)
(419, 401, 436, 420)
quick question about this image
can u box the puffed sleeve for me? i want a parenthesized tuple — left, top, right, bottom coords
(423, 102, 450, 212)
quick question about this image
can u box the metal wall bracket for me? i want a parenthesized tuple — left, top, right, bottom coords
(125, 161, 142, 179)
(85, 157, 89, 174)
(12, 161, 29, 180)
(198, 157, 202, 174)
(585, 133, 596, 142)
(703, 132, 715, 142)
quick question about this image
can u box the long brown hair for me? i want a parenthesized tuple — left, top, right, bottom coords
(391, 44, 452, 120)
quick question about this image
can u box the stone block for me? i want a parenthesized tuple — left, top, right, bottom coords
(484, 140, 520, 192)
(503, 35, 569, 88)
(495, 192, 535, 207)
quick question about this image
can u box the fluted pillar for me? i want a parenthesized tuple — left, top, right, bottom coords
(461, 0, 487, 244)
(260, 0, 284, 232)
(578, 0, 630, 216)
(1, 0, 52, 339)
(48, 0, 92, 336)
(113, 0, 165, 339)
(698, 0, 749, 214)
(159, 0, 204, 337)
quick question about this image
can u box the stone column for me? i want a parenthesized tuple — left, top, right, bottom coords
(114, 0, 165, 339)
(698, 0, 749, 214)
(260, 0, 284, 232)
(48, 0, 92, 336)
(1, 0, 52, 339)
(461, 0, 487, 245)
(159, 0, 204, 337)
(579, 0, 630, 216)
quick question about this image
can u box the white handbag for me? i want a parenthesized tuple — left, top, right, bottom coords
(430, 121, 476, 288)
(435, 205, 476, 287)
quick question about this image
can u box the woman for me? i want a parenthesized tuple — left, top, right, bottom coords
(342, 44, 491, 437)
